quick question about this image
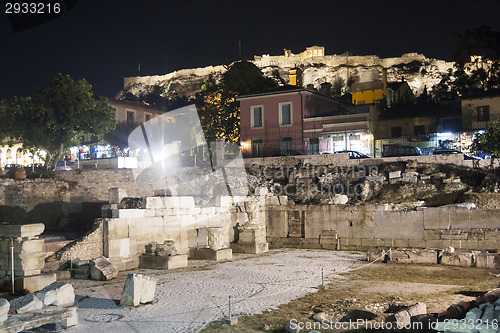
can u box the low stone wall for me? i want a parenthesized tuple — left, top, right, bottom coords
(0, 169, 155, 229)
(53, 219, 104, 262)
(266, 203, 500, 252)
(244, 153, 499, 168)
(53, 192, 270, 271)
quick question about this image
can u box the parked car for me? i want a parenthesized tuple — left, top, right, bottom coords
(334, 150, 370, 159)
(382, 145, 422, 157)
(24, 163, 45, 171)
(432, 149, 482, 160)
(4, 164, 19, 170)
(55, 160, 74, 171)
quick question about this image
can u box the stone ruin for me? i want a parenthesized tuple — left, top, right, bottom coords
(139, 240, 188, 270)
(0, 223, 57, 293)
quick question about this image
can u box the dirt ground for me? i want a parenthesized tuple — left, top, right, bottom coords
(202, 259, 500, 333)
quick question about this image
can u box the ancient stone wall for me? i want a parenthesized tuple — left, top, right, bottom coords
(266, 203, 500, 252)
(0, 169, 155, 229)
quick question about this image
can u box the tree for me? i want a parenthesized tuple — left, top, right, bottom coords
(471, 121, 500, 167)
(435, 26, 500, 100)
(0, 73, 116, 169)
(196, 61, 278, 144)
(220, 60, 277, 95)
(195, 88, 240, 144)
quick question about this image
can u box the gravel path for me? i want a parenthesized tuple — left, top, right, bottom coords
(67, 249, 365, 333)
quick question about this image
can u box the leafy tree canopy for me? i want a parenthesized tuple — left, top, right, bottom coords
(472, 121, 500, 162)
(221, 60, 277, 95)
(196, 61, 278, 144)
(0, 73, 116, 168)
(434, 26, 500, 100)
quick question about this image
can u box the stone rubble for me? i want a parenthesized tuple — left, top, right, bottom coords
(0, 298, 9, 323)
(9, 293, 43, 314)
(120, 273, 157, 306)
(36, 282, 75, 307)
(89, 256, 118, 281)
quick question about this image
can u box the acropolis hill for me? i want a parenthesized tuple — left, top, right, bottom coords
(121, 46, 454, 99)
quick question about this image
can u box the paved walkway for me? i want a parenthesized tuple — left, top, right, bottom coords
(67, 249, 364, 333)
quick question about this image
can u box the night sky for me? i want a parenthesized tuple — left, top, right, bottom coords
(2, 0, 500, 100)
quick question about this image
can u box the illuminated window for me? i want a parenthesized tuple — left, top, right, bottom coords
(279, 102, 292, 125)
(477, 106, 490, 121)
(251, 106, 263, 128)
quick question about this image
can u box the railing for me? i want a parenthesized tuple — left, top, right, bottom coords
(472, 114, 500, 130)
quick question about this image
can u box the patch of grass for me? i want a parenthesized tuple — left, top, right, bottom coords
(201, 262, 500, 333)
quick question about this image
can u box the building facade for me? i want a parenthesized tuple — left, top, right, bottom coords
(238, 88, 375, 157)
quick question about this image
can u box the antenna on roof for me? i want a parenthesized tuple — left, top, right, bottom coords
(238, 40, 242, 58)
(138, 63, 141, 73)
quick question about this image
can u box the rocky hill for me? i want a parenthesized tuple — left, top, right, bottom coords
(118, 51, 455, 102)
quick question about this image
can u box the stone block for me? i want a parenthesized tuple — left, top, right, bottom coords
(179, 196, 195, 208)
(10, 294, 43, 314)
(104, 218, 129, 239)
(235, 212, 249, 224)
(408, 239, 426, 248)
(104, 238, 130, 258)
(158, 197, 177, 208)
(366, 249, 385, 262)
(191, 248, 232, 261)
(231, 242, 268, 254)
(55, 270, 71, 280)
(1, 305, 78, 332)
(401, 176, 418, 183)
(389, 171, 401, 179)
(197, 227, 227, 250)
(391, 249, 437, 264)
(366, 175, 386, 183)
(0, 223, 45, 239)
(111, 209, 145, 218)
(475, 253, 500, 269)
(406, 302, 427, 317)
(319, 230, 338, 245)
(361, 238, 379, 247)
(278, 196, 288, 205)
(120, 273, 157, 306)
(89, 257, 118, 281)
(216, 196, 235, 207)
(392, 239, 410, 248)
(265, 196, 280, 206)
(139, 254, 188, 270)
(0, 254, 45, 273)
(200, 207, 216, 215)
(0, 298, 8, 323)
(61, 306, 78, 328)
(238, 226, 266, 244)
(73, 264, 90, 279)
(36, 282, 75, 307)
(108, 188, 127, 204)
(477, 240, 499, 251)
(145, 197, 165, 209)
(0, 239, 45, 254)
(15, 273, 56, 293)
(440, 251, 474, 267)
(424, 229, 441, 240)
(432, 172, 446, 179)
(255, 187, 268, 196)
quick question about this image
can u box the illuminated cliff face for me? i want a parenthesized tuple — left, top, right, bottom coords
(119, 52, 455, 101)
